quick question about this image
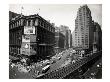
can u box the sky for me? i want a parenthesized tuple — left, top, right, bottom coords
(9, 4, 102, 32)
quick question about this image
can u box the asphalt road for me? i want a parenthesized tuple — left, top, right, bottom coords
(47, 50, 72, 73)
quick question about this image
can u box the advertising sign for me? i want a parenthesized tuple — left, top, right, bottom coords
(24, 26, 35, 34)
(22, 35, 30, 42)
(20, 42, 30, 56)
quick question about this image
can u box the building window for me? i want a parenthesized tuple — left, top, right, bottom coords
(11, 25, 12, 29)
(16, 21, 18, 27)
(52, 28, 53, 32)
(22, 19, 24, 26)
(26, 21, 28, 26)
(29, 20, 31, 26)
(39, 21, 41, 26)
(47, 24, 48, 30)
(45, 24, 47, 29)
(50, 27, 51, 31)
(43, 22, 44, 28)
(15, 22, 16, 27)
(41, 21, 43, 27)
(19, 20, 20, 26)
(17, 21, 19, 27)
(30, 20, 32, 26)
(16, 22, 18, 27)
(12, 24, 13, 28)
(35, 19, 38, 26)
(13, 24, 14, 28)
(49, 26, 51, 31)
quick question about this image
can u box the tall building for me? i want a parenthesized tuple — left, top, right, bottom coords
(54, 27, 65, 54)
(93, 22, 102, 52)
(73, 5, 94, 50)
(9, 12, 55, 60)
(72, 30, 75, 47)
(59, 25, 72, 49)
(70, 33, 72, 48)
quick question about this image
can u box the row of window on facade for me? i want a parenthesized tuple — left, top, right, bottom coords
(10, 31, 22, 45)
(75, 33, 89, 37)
(78, 17, 91, 22)
(38, 20, 55, 32)
(10, 19, 24, 29)
(74, 26, 86, 31)
(10, 19, 55, 33)
(38, 32, 54, 44)
(9, 47, 21, 54)
(79, 6, 88, 12)
(75, 39, 88, 43)
(74, 44, 89, 47)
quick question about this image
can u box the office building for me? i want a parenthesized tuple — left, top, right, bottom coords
(93, 22, 102, 52)
(59, 25, 72, 49)
(54, 27, 65, 54)
(73, 5, 94, 50)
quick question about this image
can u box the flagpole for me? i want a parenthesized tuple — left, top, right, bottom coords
(37, 8, 40, 15)
(21, 6, 24, 15)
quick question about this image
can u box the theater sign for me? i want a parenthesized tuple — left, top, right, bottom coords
(24, 26, 35, 34)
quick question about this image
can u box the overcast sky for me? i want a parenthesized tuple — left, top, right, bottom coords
(9, 4, 102, 32)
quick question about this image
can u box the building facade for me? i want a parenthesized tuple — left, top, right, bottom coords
(54, 27, 65, 54)
(93, 22, 102, 52)
(9, 12, 55, 60)
(59, 25, 72, 49)
(73, 5, 94, 50)
(9, 11, 21, 21)
(72, 30, 75, 47)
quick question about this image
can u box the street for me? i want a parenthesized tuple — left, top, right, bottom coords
(9, 48, 102, 79)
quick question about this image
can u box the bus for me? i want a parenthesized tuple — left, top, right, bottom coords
(42, 65, 50, 73)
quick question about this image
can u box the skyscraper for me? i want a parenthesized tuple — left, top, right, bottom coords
(73, 5, 94, 50)
(54, 27, 65, 54)
(93, 22, 102, 52)
(59, 25, 72, 49)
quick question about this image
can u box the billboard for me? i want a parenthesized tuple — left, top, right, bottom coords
(22, 35, 30, 42)
(20, 42, 30, 56)
(24, 26, 35, 34)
